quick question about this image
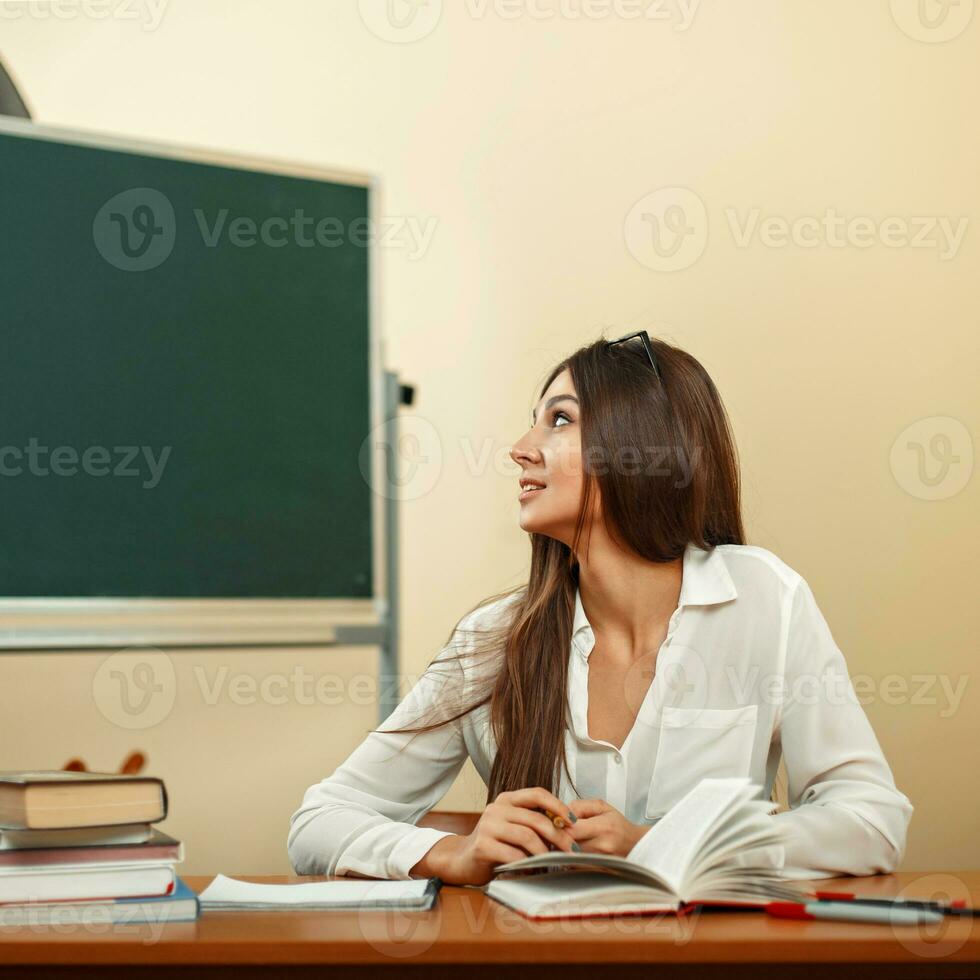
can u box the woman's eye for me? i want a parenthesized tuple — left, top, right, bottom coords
(552, 410, 571, 427)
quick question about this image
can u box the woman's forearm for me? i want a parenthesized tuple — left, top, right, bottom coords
(409, 833, 466, 880)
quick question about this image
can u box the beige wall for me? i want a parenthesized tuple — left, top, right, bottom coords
(0, 1, 976, 875)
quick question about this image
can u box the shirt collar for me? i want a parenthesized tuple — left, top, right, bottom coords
(572, 541, 738, 642)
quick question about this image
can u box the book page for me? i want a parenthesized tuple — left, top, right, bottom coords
(626, 778, 753, 894)
(684, 803, 783, 881)
(492, 850, 676, 891)
(487, 871, 679, 919)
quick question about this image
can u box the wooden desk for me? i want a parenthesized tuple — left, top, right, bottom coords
(0, 871, 977, 979)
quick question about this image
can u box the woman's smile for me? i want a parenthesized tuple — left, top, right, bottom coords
(519, 476, 548, 501)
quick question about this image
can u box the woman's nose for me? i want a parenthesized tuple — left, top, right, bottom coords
(509, 439, 541, 466)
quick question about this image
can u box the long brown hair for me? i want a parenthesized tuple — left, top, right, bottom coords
(371, 333, 745, 804)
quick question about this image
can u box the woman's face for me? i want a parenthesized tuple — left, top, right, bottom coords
(509, 369, 590, 544)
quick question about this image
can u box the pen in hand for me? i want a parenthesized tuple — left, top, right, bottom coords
(537, 806, 582, 852)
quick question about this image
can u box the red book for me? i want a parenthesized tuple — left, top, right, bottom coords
(0, 830, 182, 868)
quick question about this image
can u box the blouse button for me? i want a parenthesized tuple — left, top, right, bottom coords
(613, 753, 622, 765)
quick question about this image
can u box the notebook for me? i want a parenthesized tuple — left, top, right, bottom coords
(198, 874, 442, 911)
(484, 777, 805, 920)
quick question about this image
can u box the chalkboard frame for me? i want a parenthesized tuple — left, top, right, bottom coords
(0, 117, 389, 652)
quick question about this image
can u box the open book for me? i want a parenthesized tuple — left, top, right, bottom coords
(484, 778, 806, 919)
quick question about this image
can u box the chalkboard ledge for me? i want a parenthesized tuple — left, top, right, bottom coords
(0, 598, 386, 650)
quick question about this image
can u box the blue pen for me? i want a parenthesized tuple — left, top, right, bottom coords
(767, 901, 944, 926)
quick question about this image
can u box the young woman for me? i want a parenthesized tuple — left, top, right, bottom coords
(288, 334, 913, 886)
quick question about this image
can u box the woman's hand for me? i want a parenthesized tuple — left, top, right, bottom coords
(432, 787, 579, 886)
(566, 798, 649, 857)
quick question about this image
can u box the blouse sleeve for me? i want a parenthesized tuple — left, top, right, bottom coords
(287, 624, 477, 881)
(771, 576, 914, 878)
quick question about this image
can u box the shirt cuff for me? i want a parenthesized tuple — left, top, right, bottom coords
(388, 827, 459, 880)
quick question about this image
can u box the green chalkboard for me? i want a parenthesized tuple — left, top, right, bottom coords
(0, 126, 373, 598)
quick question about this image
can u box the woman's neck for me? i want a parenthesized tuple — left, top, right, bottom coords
(576, 537, 683, 657)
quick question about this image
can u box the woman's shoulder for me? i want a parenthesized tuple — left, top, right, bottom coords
(428, 590, 523, 694)
(454, 587, 525, 634)
(713, 542, 807, 595)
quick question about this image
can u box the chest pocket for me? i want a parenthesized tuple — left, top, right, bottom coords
(644, 703, 759, 819)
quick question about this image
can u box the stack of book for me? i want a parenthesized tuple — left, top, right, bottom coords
(0, 770, 198, 924)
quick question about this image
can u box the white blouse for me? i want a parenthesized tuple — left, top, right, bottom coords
(288, 542, 913, 881)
